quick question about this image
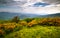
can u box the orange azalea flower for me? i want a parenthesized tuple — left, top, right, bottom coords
(0, 30, 5, 35)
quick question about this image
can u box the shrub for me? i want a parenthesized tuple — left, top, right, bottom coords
(2, 23, 16, 34)
(11, 16, 20, 23)
(0, 29, 5, 38)
(28, 20, 38, 27)
(38, 17, 60, 26)
(24, 18, 34, 23)
(19, 21, 27, 26)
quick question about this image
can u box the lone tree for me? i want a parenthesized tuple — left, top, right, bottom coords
(12, 16, 20, 23)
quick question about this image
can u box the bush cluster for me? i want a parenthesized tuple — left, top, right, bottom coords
(0, 23, 22, 37)
(38, 17, 60, 26)
(0, 16, 60, 37)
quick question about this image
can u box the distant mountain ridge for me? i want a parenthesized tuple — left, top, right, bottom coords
(0, 12, 39, 20)
(46, 13, 60, 17)
(0, 12, 60, 20)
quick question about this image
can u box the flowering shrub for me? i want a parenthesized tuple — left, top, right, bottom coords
(28, 20, 38, 27)
(19, 21, 27, 26)
(38, 17, 60, 26)
(0, 30, 5, 35)
(0, 29, 5, 38)
(0, 24, 3, 29)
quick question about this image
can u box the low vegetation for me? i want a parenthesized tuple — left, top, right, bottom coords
(0, 16, 60, 38)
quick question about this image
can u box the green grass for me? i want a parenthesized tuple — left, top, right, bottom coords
(5, 25, 60, 38)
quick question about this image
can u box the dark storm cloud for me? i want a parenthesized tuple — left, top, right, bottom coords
(0, 0, 60, 6)
(0, 0, 27, 6)
(43, 0, 60, 4)
(0, 0, 14, 4)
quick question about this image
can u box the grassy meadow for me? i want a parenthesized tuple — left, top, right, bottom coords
(0, 16, 60, 38)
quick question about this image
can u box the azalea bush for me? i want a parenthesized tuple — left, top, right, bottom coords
(38, 17, 60, 26)
(0, 23, 23, 35)
(28, 20, 38, 27)
(19, 21, 27, 26)
(0, 29, 5, 38)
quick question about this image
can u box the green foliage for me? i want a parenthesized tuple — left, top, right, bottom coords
(19, 21, 28, 26)
(38, 17, 60, 26)
(0, 17, 60, 38)
(24, 18, 34, 23)
(0, 29, 5, 38)
(5, 26, 60, 38)
(0, 23, 23, 38)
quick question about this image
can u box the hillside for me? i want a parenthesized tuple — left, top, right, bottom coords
(0, 12, 60, 20)
(37, 13, 60, 18)
(0, 12, 39, 20)
(0, 17, 60, 38)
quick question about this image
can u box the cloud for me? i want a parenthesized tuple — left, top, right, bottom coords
(0, 0, 60, 7)
(0, 8, 22, 13)
(21, 6, 60, 15)
(0, 0, 27, 7)
(43, 0, 60, 4)
(21, 0, 60, 15)
(0, 0, 60, 15)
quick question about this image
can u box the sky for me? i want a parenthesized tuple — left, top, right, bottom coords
(0, 0, 60, 15)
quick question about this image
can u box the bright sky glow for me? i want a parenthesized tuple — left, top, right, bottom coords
(0, 0, 60, 15)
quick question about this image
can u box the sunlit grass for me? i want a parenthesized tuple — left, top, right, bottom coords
(5, 25, 60, 38)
